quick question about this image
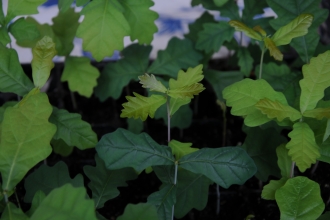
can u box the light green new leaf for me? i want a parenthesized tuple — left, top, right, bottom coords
(261, 178, 287, 200)
(32, 36, 57, 88)
(300, 51, 330, 113)
(241, 127, 286, 181)
(237, 47, 253, 77)
(6, 0, 47, 24)
(196, 21, 235, 53)
(255, 98, 301, 122)
(0, 26, 11, 46)
(84, 155, 137, 209)
(303, 108, 330, 120)
(61, 56, 100, 97)
(223, 78, 288, 126)
(30, 184, 97, 220)
(58, 0, 74, 13)
(96, 128, 175, 172)
(52, 8, 80, 56)
(95, 44, 151, 101)
(0, 91, 56, 192)
(174, 169, 213, 218)
(275, 176, 324, 220)
(276, 144, 292, 179)
(76, 0, 130, 61)
(49, 107, 98, 150)
(117, 203, 158, 220)
(138, 74, 167, 93)
(264, 37, 283, 61)
(271, 14, 313, 46)
(169, 97, 190, 116)
(26, 191, 46, 217)
(179, 147, 257, 188)
(286, 122, 320, 172)
(169, 64, 204, 90)
(121, 0, 158, 44)
(1, 203, 29, 220)
(24, 161, 84, 203)
(0, 44, 34, 96)
(228, 20, 262, 41)
(8, 17, 40, 47)
(121, 93, 166, 121)
(168, 83, 205, 99)
(147, 38, 202, 77)
(169, 139, 199, 160)
(147, 184, 176, 220)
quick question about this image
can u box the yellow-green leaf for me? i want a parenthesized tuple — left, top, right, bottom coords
(168, 83, 205, 99)
(261, 178, 288, 200)
(169, 64, 204, 90)
(300, 51, 330, 113)
(138, 74, 167, 93)
(31, 36, 57, 88)
(303, 108, 330, 120)
(121, 93, 166, 121)
(169, 139, 199, 160)
(286, 122, 320, 172)
(255, 98, 301, 122)
(253, 25, 266, 37)
(61, 56, 100, 97)
(228, 20, 262, 41)
(271, 14, 313, 46)
(169, 97, 190, 116)
(0, 90, 56, 191)
(264, 37, 283, 61)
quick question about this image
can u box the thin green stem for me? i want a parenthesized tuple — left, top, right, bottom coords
(290, 162, 295, 178)
(70, 91, 78, 111)
(259, 46, 265, 79)
(167, 97, 171, 143)
(172, 162, 178, 220)
(14, 188, 21, 209)
(4, 192, 8, 204)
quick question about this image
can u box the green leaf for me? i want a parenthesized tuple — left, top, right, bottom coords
(49, 107, 98, 150)
(153, 165, 175, 184)
(76, 0, 90, 7)
(318, 212, 330, 220)
(24, 161, 84, 203)
(261, 178, 288, 200)
(241, 127, 286, 181)
(0, 1, 5, 25)
(127, 118, 143, 134)
(303, 108, 330, 120)
(6, 0, 47, 24)
(168, 83, 205, 99)
(1, 203, 29, 220)
(169, 139, 199, 160)
(96, 128, 175, 172)
(0, 91, 56, 191)
(61, 56, 100, 97)
(84, 155, 138, 209)
(196, 22, 235, 53)
(228, 20, 262, 41)
(51, 138, 74, 157)
(276, 144, 292, 179)
(286, 122, 320, 172)
(271, 14, 313, 46)
(30, 184, 97, 220)
(26, 191, 46, 217)
(95, 44, 151, 101)
(121, 0, 158, 44)
(169, 97, 190, 116)
(223, 78, 288, 126)
(121, 93, 166, 121)
(0, 101, 18, 123)
(275, 176, 324, 220)
(267, 0, 329, 63)
(213, 0, 228, 7)
(32, 36, 57, 88)
(147, 38, 202, 77)
(117, 203, 158, 220)
(169, 64, 204, 89)
(300, 51, 330, 113)
(205, 70, 243, 101)
(237, 48, 253, 77)
(58, 0, 74, 13)
(242, 0, 268, 28)
(8, 17, 40, 47)
(76, 0, 130, 61)
(255, 98, 301, 122)
(0, 26, 10, 46)
(52, 8, 80, 56)
(264, 37, 283, 61)
(0, 44, 34, 96)
(179, 147, 257, 188)
(147, 184, 176, 220)
(174, 169, 213, 218)
(218, 0, 240, 20)
(138, 74, 167, 93)
(185, 11, 216, 43)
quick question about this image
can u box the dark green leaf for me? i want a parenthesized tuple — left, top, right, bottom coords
(153, 165, 175, 184)
(95, 44, 151, 101)
(96, 128, 175, 172)
(185, 11, 216, 43)
(127, 118, 144, 134)
(84, 155, 138, 209)
(8, 17, 40, 47)
(179, 147, 257, 188)
(242, 0, 268, 27)
(237, 48, 253, 77)
(218, 0, 240, 20)
(58, 0, 74, 13)
(51, 138, 74, 157)
(117, 203, 158, 220)
(24, 161, 84, 203)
